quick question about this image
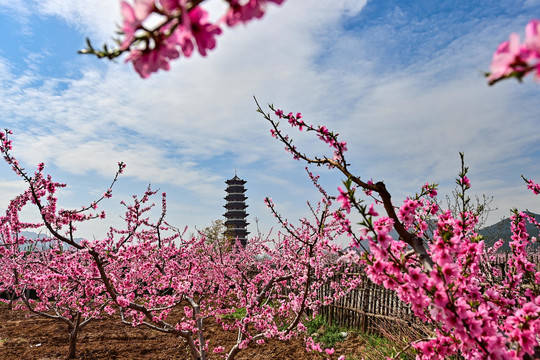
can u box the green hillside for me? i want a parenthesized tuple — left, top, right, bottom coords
(479, 213, 540, 252)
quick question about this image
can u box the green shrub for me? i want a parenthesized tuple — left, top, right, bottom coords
(221, 307, 247, 320)
(306, 315, 347, 348)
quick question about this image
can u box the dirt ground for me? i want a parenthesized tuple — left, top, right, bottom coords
(0, 304, 367, 360)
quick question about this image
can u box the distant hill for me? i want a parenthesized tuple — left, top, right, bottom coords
(347, 216, 540, 254)
(6, 231, 82, 251)
(479, 213, 540, 252)
(19, 231, 50, 240)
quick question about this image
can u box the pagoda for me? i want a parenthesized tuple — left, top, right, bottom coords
(223, 174, 249, 247)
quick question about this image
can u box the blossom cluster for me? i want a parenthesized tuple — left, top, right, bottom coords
(488, 19, 540, 85)
(91, 0, 286, 78)
(364, 205, 539, 359)
(524, 176, 540, 195)
(269, 105, 348, 167)
(397, 196, 438, 237)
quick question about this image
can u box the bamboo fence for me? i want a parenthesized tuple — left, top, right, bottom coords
(317, 267, 415, 334)
(318, 252, 540, 334)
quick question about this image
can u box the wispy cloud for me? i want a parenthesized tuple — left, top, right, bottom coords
(34, 0, 121, 39)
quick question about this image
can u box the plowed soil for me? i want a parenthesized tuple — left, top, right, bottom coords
(0, 304, 367, 359)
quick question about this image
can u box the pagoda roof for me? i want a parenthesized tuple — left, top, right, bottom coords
(225, 175, 246, 185)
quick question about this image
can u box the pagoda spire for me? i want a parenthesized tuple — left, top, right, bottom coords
(223, 174, 249, 247)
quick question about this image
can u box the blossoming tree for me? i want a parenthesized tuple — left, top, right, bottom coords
(255, 97, 540, 359)
(0, 128, 357, 360)
(0, 240, 110, 359)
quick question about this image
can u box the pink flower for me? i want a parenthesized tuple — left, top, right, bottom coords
(373, 216, 394, 237)
(159, 0, 183, 13)
(212, 346, 225, 353)
(414, 340, 435, 358)
(367, 204, 378, 217)
(120, 0, 154, 50)
(488, 33, 526, 84)
(224, 0, 286, 26)
(337, 187, 351, 213)
(126, 40, 180, 78)
(408, 267, 427, 287)
(169, 24, 194, 57)
(460, 176, 471, 189)
(160, 1, 193, 58)
(224, 0, 265, 26)
(364, 179, 374, 197)
(489, 19, 540, 84)
(116, 295, 130, 307)
(525, 19, 540, 58)
(188, 7, 222, 56)
(526, 179, 540, 194)
(423, 182, 437, 198)
(325, 348, 335, 355)
(318, 126, 329, 137)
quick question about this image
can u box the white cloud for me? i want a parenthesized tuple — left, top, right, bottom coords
(0, 180, 27, 205)
(0, 0, 539, 237)
(35, 0, 121, 39)
(0, 0, 30, 18)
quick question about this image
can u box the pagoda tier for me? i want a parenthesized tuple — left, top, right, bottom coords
(223, 219, 249, 227)
(223, 175, 249, 248)
(223, 207, 248, 215)
(225, 186, 246, 193)
(223, 216, 249, 222)
(224, 230, 249, 237)
(224, 195, 247, 202)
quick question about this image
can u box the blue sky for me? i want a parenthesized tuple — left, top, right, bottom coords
(0, 0, 539, 242)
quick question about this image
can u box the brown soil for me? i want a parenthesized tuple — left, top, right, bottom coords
(0, 304, 367, 360)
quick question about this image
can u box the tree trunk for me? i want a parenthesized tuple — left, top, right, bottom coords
(67, 313, 81, 359)
(8, 290, 16, 310)
(186, 335, 202, 360)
